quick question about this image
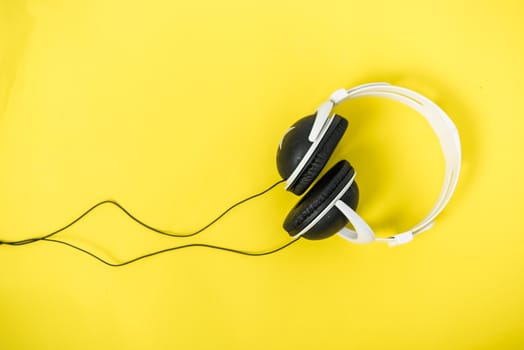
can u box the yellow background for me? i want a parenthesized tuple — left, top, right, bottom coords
(1, 0, 523, 349)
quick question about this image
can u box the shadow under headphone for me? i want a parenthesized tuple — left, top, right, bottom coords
(0, 82, 462, 266)
(277, 83, 461, 246)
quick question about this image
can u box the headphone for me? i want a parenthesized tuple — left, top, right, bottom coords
(0, 82, 462, 266)
(277, 82, 461, 246)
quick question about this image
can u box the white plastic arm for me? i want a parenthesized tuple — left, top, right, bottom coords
(325, 83, 461, 246)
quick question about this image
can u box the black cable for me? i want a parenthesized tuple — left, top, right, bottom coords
(40, 237, 300, 267)
(1, 179, 284, 245)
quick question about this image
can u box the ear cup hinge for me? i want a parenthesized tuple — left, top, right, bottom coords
(335, 200, 376, 244)
(309, 101, 334, 142)
(329, 88, 350, 105)
(386, 231, 414, 247)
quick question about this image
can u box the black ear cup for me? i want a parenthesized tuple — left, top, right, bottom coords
(277, 114, 348, 195)
(283, 160, 359, 240)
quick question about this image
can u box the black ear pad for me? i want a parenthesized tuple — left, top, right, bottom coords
(277, 114, 348, 195)
(283, 160, 359, 240)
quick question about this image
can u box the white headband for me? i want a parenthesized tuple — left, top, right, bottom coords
(305, 83, 462, 246)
